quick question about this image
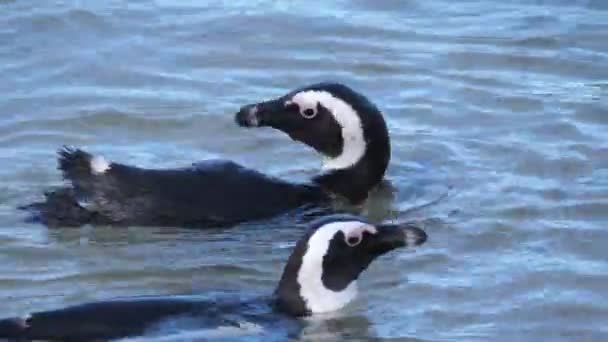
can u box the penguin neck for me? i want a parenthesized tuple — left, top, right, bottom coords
(313, 143, 390, 205)
(271, 228, 359, 317)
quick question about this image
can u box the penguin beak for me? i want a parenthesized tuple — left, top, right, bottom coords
(235, 99, 284, 128)
(368, 223, 427, 255)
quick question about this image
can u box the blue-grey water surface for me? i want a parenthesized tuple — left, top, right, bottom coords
(1, 0, 607, 340)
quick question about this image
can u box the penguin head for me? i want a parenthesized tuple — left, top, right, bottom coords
(235, 83, 390, 179)
(274, 215, 427, 316)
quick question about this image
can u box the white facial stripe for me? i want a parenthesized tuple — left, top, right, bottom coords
(90, 155, 110, 174)
(297, 221, 376, 314)
(290, 90, 366, 171)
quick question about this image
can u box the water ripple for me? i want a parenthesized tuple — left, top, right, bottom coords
(0, 0, 607, 340)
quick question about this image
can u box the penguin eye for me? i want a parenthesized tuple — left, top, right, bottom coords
(345, 234, 362, 247)
(300, 107, 317, 119)
(343, 224, 376, 247)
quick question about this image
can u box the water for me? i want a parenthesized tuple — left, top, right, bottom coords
(1, 0, 607, 340)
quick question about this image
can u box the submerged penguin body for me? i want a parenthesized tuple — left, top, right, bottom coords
(0, 296, 276, 341)
(24, 148, 327, 228)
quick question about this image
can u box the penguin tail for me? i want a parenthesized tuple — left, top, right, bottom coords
(17, 146, 110, 227)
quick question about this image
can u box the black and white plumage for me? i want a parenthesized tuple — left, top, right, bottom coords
(21, 82, 391, 228)
(0, 215, 426, 341)
(236, 82, 391, 205)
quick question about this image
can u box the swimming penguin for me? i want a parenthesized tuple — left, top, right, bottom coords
(0, 215, 426, 341)
(21, 82, 390, 228)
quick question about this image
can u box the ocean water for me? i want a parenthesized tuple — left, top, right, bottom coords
(0, 0, 607, 340)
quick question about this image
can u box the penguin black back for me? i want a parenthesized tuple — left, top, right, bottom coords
(23, 149, 326, 227)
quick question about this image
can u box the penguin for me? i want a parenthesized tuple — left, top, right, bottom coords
(21, 82, 390, 228)
(0, 215, 426, 341)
